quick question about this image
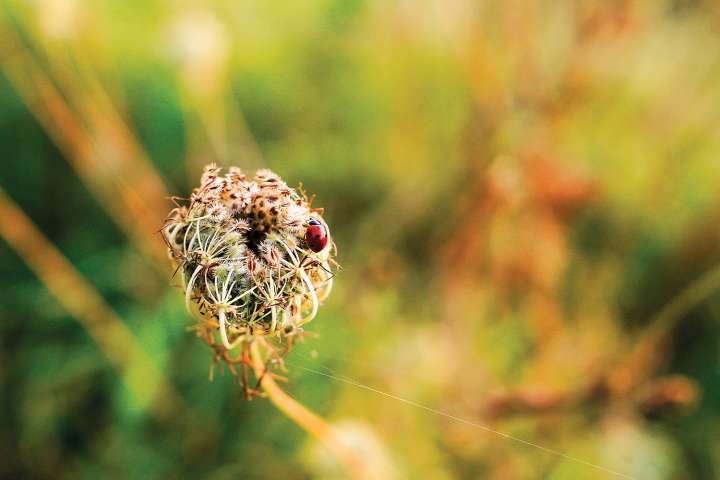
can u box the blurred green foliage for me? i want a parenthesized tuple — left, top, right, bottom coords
(2, 1, 720, 478)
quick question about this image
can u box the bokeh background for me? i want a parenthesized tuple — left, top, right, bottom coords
(2, 1, 720, 478)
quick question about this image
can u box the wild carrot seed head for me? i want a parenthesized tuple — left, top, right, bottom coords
(163, 165, 334, 348)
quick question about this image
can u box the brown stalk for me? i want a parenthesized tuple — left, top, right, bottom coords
(249, 340, 370, 480)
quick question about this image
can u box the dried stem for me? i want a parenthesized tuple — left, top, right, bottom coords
(249, 341, 369, 480)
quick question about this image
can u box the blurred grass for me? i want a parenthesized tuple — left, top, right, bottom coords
(3, 0, 720, 478)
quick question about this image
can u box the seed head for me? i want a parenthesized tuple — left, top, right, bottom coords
(163, 165, 335, 390)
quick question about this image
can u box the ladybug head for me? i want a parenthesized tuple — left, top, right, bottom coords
(307, 218, 322, 226)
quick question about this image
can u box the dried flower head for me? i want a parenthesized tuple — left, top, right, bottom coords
(163, 165, 335, 397)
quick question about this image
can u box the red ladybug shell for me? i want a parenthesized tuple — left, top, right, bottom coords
(305, 219, 328, 252)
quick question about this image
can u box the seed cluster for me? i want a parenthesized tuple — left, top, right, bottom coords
(163, 165, 334, 355)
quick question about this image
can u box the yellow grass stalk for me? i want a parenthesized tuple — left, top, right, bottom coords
(0, 186, 183, 417)
(250, 340, 370, 480)
(3, 30, 169, 264)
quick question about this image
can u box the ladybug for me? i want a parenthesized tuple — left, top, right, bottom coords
(305, 218, 328, 253)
